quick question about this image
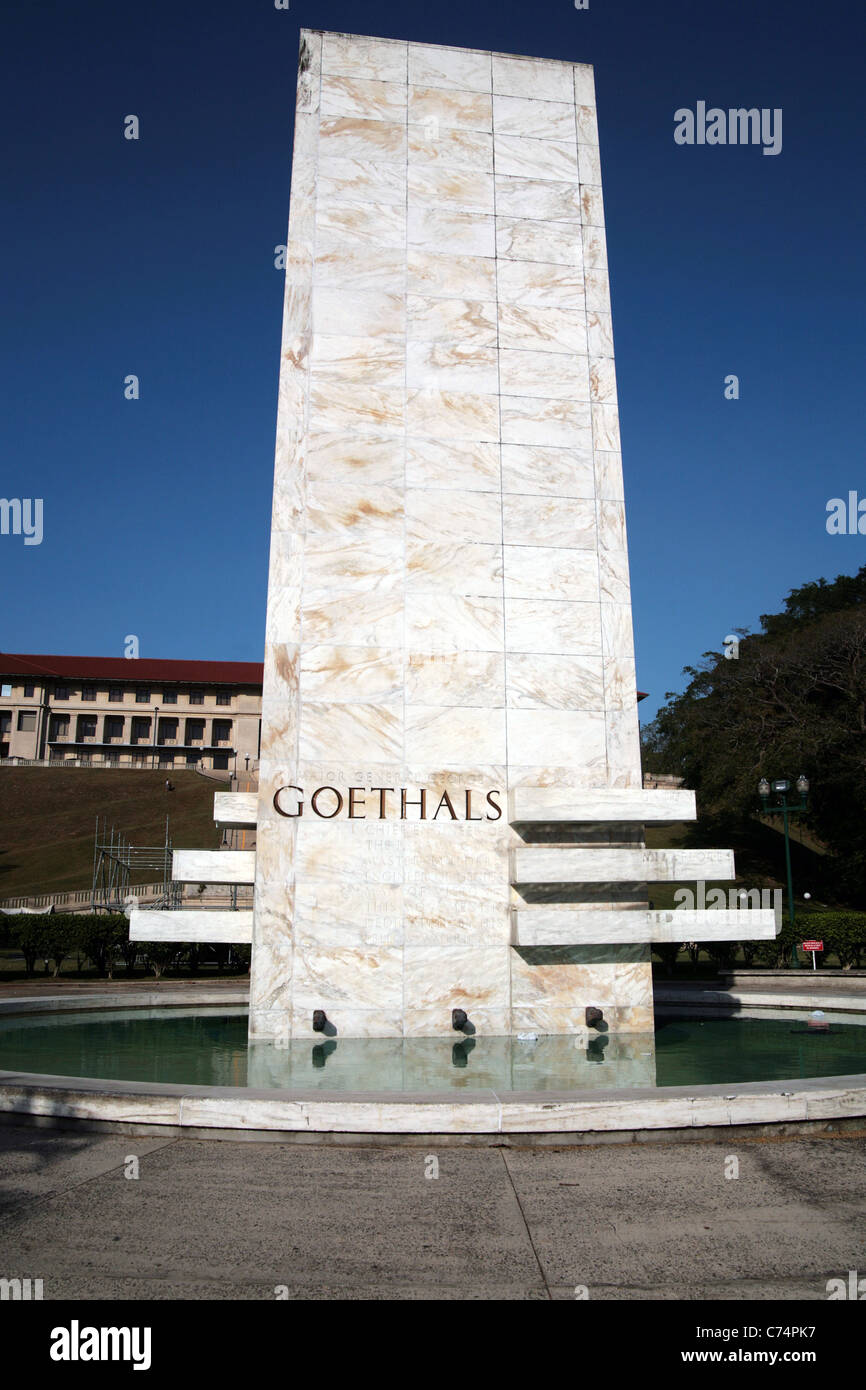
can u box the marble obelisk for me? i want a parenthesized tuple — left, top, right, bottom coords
(125, 33, 777, 1037)
(240, 31, 774, 1040)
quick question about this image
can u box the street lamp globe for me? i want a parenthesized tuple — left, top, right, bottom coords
(758, 777, 771, 798)
(796, 774, 810, 795)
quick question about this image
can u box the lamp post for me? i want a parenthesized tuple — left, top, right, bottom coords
(758, 774, 810, 966)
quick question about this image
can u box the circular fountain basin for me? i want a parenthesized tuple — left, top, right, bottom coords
(1, 998, 865, 1140)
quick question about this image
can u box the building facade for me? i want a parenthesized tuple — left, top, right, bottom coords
(0, 654, 263, 772)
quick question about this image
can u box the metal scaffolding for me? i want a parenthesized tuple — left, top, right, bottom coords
(90, 815, 180, 913)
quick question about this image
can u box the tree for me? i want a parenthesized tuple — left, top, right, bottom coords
(643, 566, 866, 905)
(6, 917, 46, 976)
(77, 915, 128, 977)
(40, 916, 80, 977)
(651, 943, 680, 975)
(140, 943, 181, 980)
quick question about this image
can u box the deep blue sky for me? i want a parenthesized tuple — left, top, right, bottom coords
(2, 0, 865, 720)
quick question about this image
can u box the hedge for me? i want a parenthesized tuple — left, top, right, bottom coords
(0, 913, 250, 979)
(790, 911, 866, 969)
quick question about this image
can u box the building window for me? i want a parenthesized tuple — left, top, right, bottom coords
(185, 719, 205, 744)
(1, 683, 12, 697)
(23, 684, 34, 697)
(158, 717, 178, 745)
(17, 710, 37, 732)
(216, 691, 231, 706)
(131, 717, 150, 745)
(49, 715, 69, 739)
(162, 690, 178, 704)
(81, 687, 96, 701)
(109, 688, 123, 702)
(0, 714, 11, 735)
(77, 716, 97, 740)
(54, 686, 69, 700)
(189, 689, 204, 705)
(104, 716, 124, 743)
(213, 719, 232, 745)
(135, 689, 150, 703)
(132, 751, 148, 766)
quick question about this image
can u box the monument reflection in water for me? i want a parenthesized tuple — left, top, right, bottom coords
(247, 1029, 657, 1090)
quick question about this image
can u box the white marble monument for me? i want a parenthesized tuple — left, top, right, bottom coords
(130, 32, 777, 1043)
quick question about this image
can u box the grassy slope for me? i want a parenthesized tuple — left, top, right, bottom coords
(643, 818, 830, 912)
(0, 769, 222, 897)
(0, 772, 834, 908)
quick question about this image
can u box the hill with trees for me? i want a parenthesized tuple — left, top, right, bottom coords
(642, 565, 866, 907)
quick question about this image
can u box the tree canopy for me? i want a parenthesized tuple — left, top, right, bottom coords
(642, 565, 866, 904)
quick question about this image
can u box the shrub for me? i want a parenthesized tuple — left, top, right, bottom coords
(139, 942, 182, 980)
(794, 910, 866, 969)
(4, 916, 51, 975)
(754, 937, 784, 968)
(3, 912, 134, 977)
(229, 944, 250, 971)
(651, 943, 680, 974)
(704, 941, 736, 970)
(76, 915, 129, 977)
(748, 912, 866, 968)
(3, 914, 75, 975)
(751, 916, 800, 968)
(39, 915, 82, 976)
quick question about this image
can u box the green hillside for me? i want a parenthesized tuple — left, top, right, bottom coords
(643, 816, 830, 912)
(0, 769, 222, 898)
(0, 768, 836, 909)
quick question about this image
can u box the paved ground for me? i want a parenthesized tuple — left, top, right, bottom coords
(0, 1125, 863, 1299)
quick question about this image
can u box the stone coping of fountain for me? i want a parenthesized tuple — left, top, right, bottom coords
(2, 973, 865, 1019)
(0, 988, 249, 1016)
(654, 984, 866, 1021)
(0, 987, 865, 1138)
(1, 1066, 865, 1138)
